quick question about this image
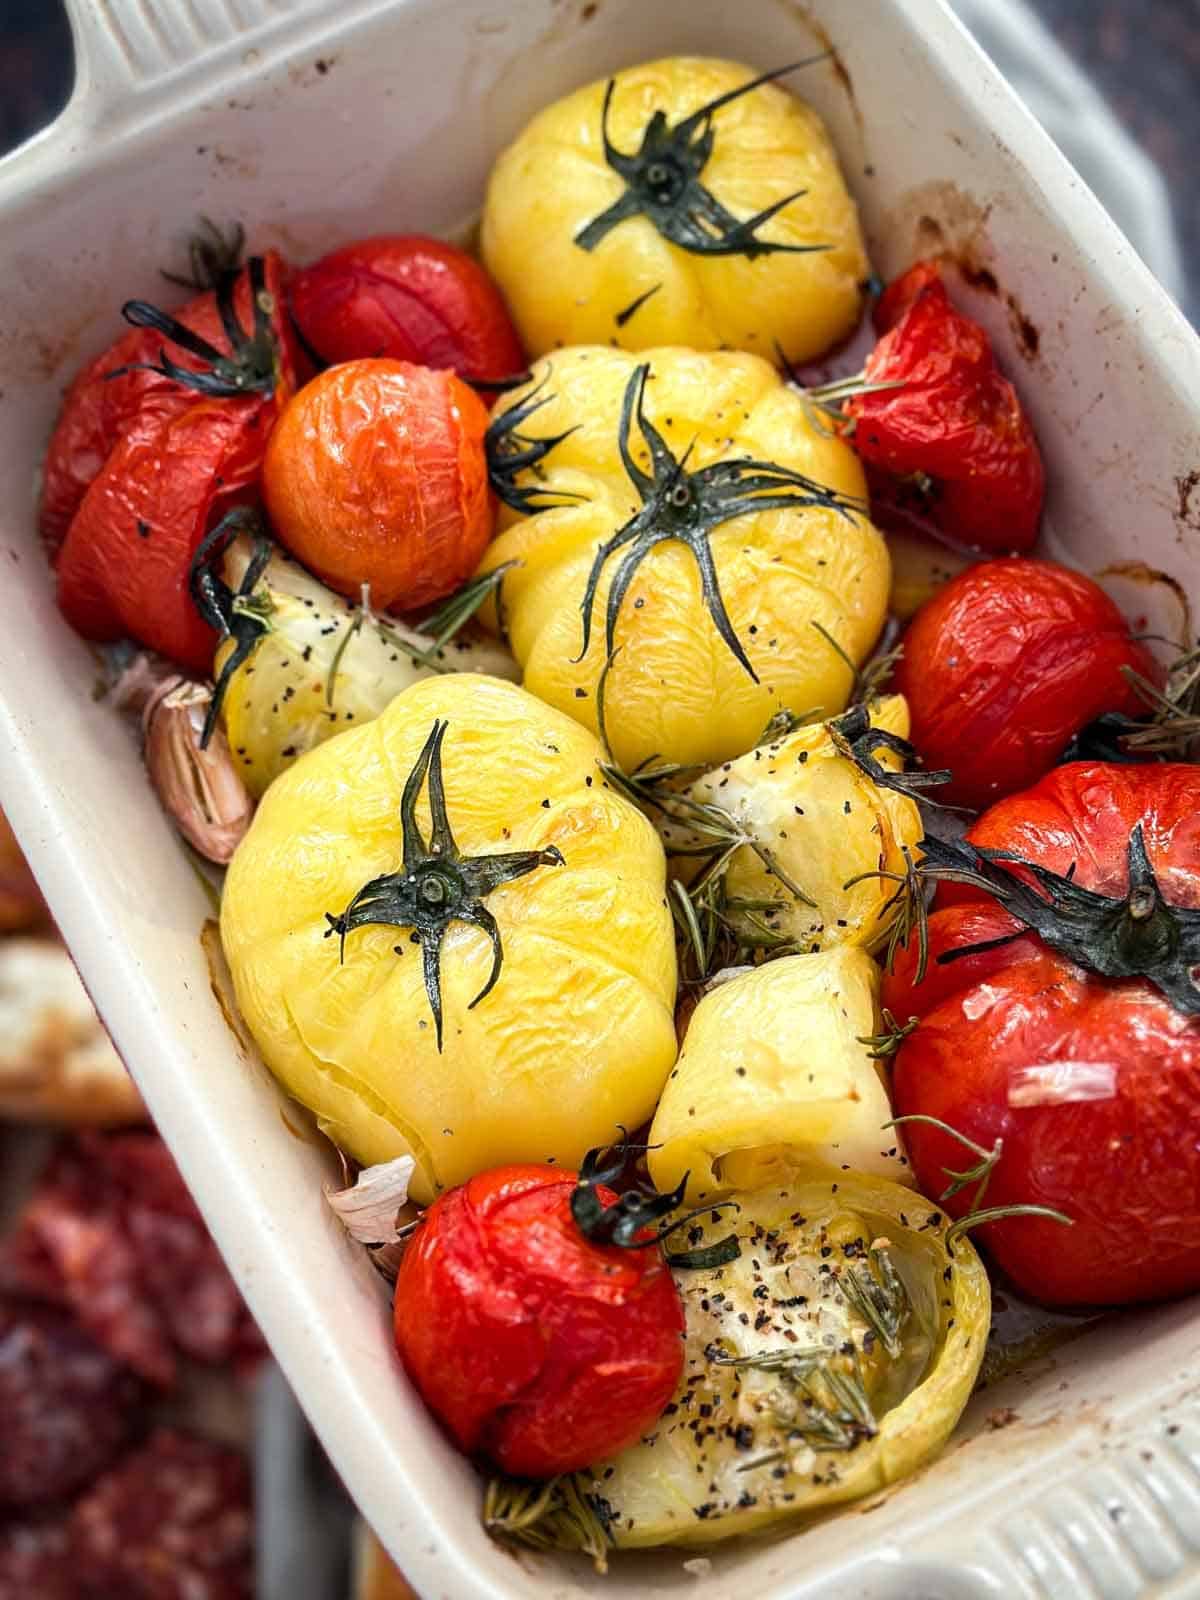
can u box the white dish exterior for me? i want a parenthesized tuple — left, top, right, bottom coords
(2, 2, 1200, 1596)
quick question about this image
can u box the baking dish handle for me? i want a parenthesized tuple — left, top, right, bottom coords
(56, 0, 343, 138)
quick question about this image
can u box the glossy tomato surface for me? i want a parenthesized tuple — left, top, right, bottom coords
(895, 557, 1156, 810)
(289, 234, 524, 384)
(40, 252, 294, 555)
(261, 357, 493, 611)
(393, 1164, 685, 1478)
(848, 259, 1044, 553)
(886, 762, 1200, 1307)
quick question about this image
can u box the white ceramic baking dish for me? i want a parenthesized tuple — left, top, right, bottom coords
(2, 2, 1200, 1596)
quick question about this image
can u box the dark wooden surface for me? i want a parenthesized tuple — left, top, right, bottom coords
(1, 0, 1196, 316)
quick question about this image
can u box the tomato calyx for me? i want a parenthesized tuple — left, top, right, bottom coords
(110, 255, 279, 399)
(570, 1136, 741, 1269)
(828, 703, 952, 802)
(577, 364, 866, 682)
(921, 829, 1200, 1016)
(188, 508, 275, 748)
(324, 719, 564, 1049)
(485, 372, 587, 513)
(575, 59, 832, 259)
(160, 217, 246, 293)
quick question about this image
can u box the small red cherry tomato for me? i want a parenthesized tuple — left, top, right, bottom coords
(40, 250, 294, 555)
(393, 1163, 685, 1478)
(261, 357, 493, 611)
(885, 761, 1200, 1308)
(289, 234, 524, 385)
(846, 258, 1045, 553)
(895, 557, 1156, 810)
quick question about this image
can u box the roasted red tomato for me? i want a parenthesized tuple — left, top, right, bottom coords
(51, 255, 298, 673)
(895, 557, 1156, 810)
(884, 761, 1200, 1308)
(393, 1159, 686, 1477)
(289, 234, 524, 385)
(261, 356, 493, 610)
(40, 251, 293, 554)
(846, 258, 1045, 553)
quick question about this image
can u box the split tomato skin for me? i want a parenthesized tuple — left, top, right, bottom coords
(884, 762, 1200, 1308)
(55, 394, 275, 676)
(289, 234, 524, 384)
(261, 357, 493, 611)
(39, 251, 293, 555)
(895, 557, 1156, 810)
(393, 1163, 685, 1478)
(847, 259, 1045, 553)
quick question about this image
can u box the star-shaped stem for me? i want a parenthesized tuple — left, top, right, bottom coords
(324, 720, 564, 1049)
(570, 1136, 741, 1269)
(485, 371, 588, 513)
(828, 703, 952, 801)
(107, 254, 278, 398)
(575, 58, 832, 259)
(575, 363, 866, 681)
(919, 828, 1200, 1015)
(188, 506, 275, 748)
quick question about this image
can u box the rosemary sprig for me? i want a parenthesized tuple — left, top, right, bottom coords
(483, 1475, 612, 1574)
(595, 651, 816, 981)
(836, 1244, 908, 1360)
(732, 1348, 878, 1463)
(811, 619, 904, 709)
(857, 1008, 919, 1060)
(885, 1113, 1073, 1256)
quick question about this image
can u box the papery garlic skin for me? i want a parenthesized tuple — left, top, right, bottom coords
(143, 678, 253, 864)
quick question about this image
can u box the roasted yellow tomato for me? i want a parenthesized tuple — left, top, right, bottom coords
(492, 1177, 988, 1551)
(665, 696, 925, 954)
(648, 950, 912, 1204)
(480, 347, 890, 771)
(482, 56, 870, 362)
(220, 674, 677, 1202)
(194, 525, 519, 798)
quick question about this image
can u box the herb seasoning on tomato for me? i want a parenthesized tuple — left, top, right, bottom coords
(846, 258, 1045, 553)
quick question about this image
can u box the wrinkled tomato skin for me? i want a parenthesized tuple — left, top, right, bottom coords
(39, 252, 293, 555)
(262, 357, 494, 611)
(885, 763, 1200, 1308)
(895, 558, 1156, 810)
(848, 260, 1044, 553)
(54, 395, 273, 674)
(393, 1164, 685, 1478)
(290, 235, 524, 385)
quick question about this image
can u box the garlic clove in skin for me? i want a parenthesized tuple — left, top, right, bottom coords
(143, 677, 253, 864)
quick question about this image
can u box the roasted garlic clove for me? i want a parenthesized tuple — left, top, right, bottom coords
(143, 678, 253, 864)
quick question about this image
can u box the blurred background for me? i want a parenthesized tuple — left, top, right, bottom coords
(0, 2, 1194, 1597)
